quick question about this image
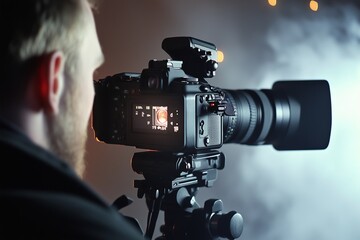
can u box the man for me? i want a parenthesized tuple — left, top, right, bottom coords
(0, 0, 144, 239)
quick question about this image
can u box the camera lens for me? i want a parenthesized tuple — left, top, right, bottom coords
(222, 89, 274, 146)
(222, 80, 331, 150)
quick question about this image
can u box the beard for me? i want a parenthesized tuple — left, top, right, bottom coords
(47, 80, 88, 178)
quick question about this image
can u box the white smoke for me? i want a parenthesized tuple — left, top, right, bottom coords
(215, 4, 360, 240)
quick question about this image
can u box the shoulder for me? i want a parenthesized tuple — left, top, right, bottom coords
(0, 190, 144, 240)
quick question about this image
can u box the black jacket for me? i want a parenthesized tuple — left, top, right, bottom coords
(0, 118, 144, 239)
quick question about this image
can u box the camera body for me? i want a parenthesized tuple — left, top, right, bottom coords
(93, 37, 332, 152)
(93, 53, 228, 152)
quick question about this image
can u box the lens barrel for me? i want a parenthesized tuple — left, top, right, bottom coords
(223, 80, 332, 150)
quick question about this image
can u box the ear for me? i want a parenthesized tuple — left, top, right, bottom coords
(37, 51, 65, 114)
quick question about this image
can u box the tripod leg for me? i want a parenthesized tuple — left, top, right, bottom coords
(145, 190, 163, 240)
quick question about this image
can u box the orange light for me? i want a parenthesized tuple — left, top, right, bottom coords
(217, 50, 224, 63)
(156, 109, 167, 124)
(310, 0, 319, 11)
(268, 0, 277, 7)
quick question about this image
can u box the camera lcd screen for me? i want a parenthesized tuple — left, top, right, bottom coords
(132, 104, 180, 134)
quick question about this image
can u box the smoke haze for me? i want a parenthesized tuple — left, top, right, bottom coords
(85, 1, 360, 239)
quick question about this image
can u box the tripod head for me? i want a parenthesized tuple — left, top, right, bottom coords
(131, 150, 243, 240)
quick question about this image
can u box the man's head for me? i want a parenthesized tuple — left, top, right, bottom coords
(0, 0, 104, 177)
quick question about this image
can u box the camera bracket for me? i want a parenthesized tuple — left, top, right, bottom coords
(131, 151, 243, 240)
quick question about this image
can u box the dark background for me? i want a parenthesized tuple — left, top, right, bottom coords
(84, 1, 360, 239)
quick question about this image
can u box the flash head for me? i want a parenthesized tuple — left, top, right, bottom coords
(162, 37, 219, 78)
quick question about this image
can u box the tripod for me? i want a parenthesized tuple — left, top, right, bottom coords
(131, 150, 243, 240)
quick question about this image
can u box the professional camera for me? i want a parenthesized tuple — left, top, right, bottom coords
(93, 36, 331, 152)
(92, 36, 332, 240)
